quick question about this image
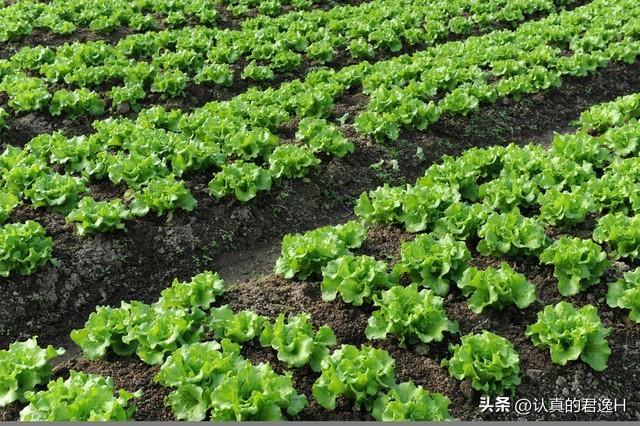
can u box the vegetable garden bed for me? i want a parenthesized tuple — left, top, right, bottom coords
(1, 0, 640, 421)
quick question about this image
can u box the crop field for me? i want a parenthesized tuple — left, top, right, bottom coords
(1, 0, 640, 421)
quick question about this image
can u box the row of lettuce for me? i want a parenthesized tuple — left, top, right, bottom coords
(0, 0, 580, 118)
(1, 87, 639, 279)
(0, 0, 220, 44)
(2, 92, 640, 420)
(0, 74, 637, 281)
(0, 0, 328, 44)
(273, 91, 640, 319)
(0, 271, 453, 421)
(5, 267, 610, 420)
(1, 0, 639, 279)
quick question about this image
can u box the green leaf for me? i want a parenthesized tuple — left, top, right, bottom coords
(606, 267, 640, 323)
(0, 337, 65, 407)
(539, 237, 610, 296)
(396, 233, 470, 296)
(312, 345, 395, 411)
(321, 255, 395, 306)
(441, 331, 520, 396)
(457, 263, 536, 313)
(366, 283, 458, 347)
(275, 221, 365, 280)
(20, 371, 140, 421)
(525, 302, 611, 371)
(372, 381, 453, 421)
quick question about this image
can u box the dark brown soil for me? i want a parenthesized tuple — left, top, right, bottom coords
(0, 0, 585, 145)
(3, 223, 637, 421)
(1, 32, 640, 424)
(2, 60, 640, 352)
(0, 0, 367, 59)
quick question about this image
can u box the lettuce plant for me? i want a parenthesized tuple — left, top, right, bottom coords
(66, 197, 131, 236)
(0, 220, 53, 277)
(209, 360, 307, 420)
(312, 345, 395, 410)
(539, 237, 610, 296)
(366, 283, 458, 347)
(24, 172, 88, 214)
(538, 188, 596, 228)
(398, 183, 458, 233)
(593, 212, 640, 259)
(321, 255, 395, 306)
(241, 61, 274, 81)
(208, 161, 272, 203)
(535, 156, 595, 191)
(72, 301, 205, 365)
(156, 271, 226, 311)
(550, 132, 611, 168)
(123, 303, 206, 365)
(354, 111, 400, 141)
(268, 144, 320, 179)
(70, 303, 136, 360)
(420, 154, 480, 201)
(154, 339, 243, 393)
(600, 121, 640, 157)
(441, 331, 521, 396)
(440, 88, 479, 116)
(275, 221, 365, 280)
(577, 93, 640, 133)
(1, 74, 51, 112)
(477, 209, 548, 257)
(584, 174, 633, 214)
(169, 138, 226, 177)
(128, 175, 197, 217)
(151, 69, 188, 97)
(194, 63, 233, 86)
(107, 153, 169, 190)
(354, 184, 405, 225)
(432, 202, 491, 241)
(45, 134, 101, 174)
(372, 382, 453, 421)
(135, 106, 182, 132)
(272, 50, 302, 72)
(71, 271, 222, 361)
(207, 305, 266, 343)
(156, 340, 307, 421)
(0, 192, 20, 224)
(348, 39, 375, 59)
(307, 40, 334, 63)
(108, 83, 146, 111)
(0, 337, 65, 407)
(395, 233, 470, 296)
(260, 313, 336, 371)
(457, 263, 536, 313)
(525, 302, 611, 371)
(296, 117, 354, 158)
(1, 150, 50, 196)
(607, 268, 640, 322)
(0, 107, 7, 129)
(20, 371, 141, 421)
(48, 88, 105, 119)
(226, 128, 278, 162)
(499, 143, 548, 181)
(479, 174, 539, 212)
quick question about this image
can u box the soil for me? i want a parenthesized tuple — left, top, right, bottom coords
(1, 59, 640, 348)
(3, 224, 637, 421)
(0, 0, 585, 146)
(1, 21, 640, 423)
(0, 0, 366, 59)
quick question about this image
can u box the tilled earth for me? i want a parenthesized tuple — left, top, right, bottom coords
(1, 60, 640, 420)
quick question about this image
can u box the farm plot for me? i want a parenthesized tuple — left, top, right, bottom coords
(1, 0, 640, 421)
